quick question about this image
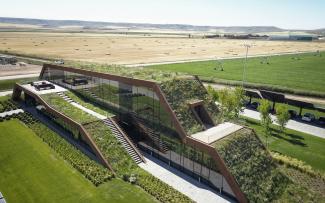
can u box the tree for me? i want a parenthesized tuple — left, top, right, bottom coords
(233, 87, 245, 118)
(206, 85, 219, 102)
(258, 99, 272, 148)
(275, 104, 290, 133)
(218, 87, 245, 121)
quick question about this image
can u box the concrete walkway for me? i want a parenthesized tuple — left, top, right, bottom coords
(240, 109, 325, 139)
(70, 102, 107, 120)
(139, 154, 232, 203)
(0, 90, 12, 96)
(0, 109, 24, 118)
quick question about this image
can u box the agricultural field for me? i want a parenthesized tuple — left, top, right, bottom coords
(1, 32, 325, 65)
(0, 119, 156, 203)
(151, 51, 325, 94)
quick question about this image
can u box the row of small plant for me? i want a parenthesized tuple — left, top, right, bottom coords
(0, 99, 19, 113)
(28, 122, 113, 185)
(272, 152, 325, 179)
(1, 109, 113, 186)
(214, 128, 288, 202)
(0, 111, 38, 124)
(133, 168, 194, 203)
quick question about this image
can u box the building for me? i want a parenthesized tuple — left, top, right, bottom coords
(268, 33, 318, 41)
(0, 55, 17, 65)
(12, 64, 284, 203)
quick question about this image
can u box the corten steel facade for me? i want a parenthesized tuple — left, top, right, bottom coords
(14, 64, 248, 202)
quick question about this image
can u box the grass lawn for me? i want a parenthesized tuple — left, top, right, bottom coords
(244, 118, 325, 172)
(149, 52, 325, 93)
(0, 119, 156, 203)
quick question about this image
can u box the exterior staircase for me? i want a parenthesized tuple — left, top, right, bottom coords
(57, 92, 76, 104)
(83, 88, 99, 99)
(103, 118, 144, 164)
(57, 91, 144, 164)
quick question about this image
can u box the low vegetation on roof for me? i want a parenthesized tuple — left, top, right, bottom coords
(66, 62, 187, 82)
(41, 93, 99, 124)
(160, 78, 219, 135)
(83, 121, 138, 175)
(214, 128, 288, 202)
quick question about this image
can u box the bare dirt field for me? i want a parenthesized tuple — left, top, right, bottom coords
(0, 64, 42, 77)
(1, 32, 325, 65)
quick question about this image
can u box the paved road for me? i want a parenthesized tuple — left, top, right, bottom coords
(139, 154, 232, 203)
(241, 109, 325, 139)
(0, 73, 39, 81)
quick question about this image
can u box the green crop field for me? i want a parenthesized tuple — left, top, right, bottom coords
(0, 119, 156, 203)
(149, 52, 325, 94)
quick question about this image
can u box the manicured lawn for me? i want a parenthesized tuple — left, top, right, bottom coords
(244, 118, 325, 172)
(0, 119, 156, 203)
(149, 52, 325, 93)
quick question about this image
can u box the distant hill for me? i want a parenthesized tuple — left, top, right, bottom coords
(0, 17, 285, 33)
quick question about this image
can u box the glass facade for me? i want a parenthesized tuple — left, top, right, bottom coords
(41, 67, 234, 197)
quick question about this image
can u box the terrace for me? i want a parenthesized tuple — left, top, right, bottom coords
(191, 122, 243, 144)
(22, 81, 67, 95)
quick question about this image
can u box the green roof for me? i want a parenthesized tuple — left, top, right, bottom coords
(65, 62, 190, 82)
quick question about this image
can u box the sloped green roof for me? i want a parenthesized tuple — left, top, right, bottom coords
(160, 78, 219, 135)
(65, 62, 188, 82)
(214, 128, 288, 202)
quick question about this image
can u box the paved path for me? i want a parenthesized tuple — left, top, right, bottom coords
(0, 73, 39, 81)
(139, 154, 232, 203)
(241, 109, 325, 139)
(71, 102, 107, 120)
(0, 90, 12, 96)
(0, 109, 24, 118)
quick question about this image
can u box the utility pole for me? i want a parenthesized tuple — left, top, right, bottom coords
(242, 44, 251, 87)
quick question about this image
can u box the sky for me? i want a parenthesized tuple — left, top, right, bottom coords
(0, 0, 324, 29)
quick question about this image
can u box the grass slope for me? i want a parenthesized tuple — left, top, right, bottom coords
(0, 119, 156, 203)
(150, 52, 325, 93)
(244, 118, 325, 172)
(214, 128, 288, 202)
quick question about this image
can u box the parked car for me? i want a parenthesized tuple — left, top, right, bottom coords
(54, 60, 64, 65)
(250, 102, 260, 110)
(301, 113, 316, 122)
(288, 110, 297, 118)
(318, 117, 325, 125)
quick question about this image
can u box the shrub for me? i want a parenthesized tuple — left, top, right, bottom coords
(15, 112, 112, 185)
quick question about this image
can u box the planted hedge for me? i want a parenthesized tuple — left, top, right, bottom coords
(83, 121, 138, 175)
(135, 168, 194, 203)
(215, 128, 288, 202)
(8, 111, 113, 186)
(160, 78, 219, 135)
(0, 99, 18, 113)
